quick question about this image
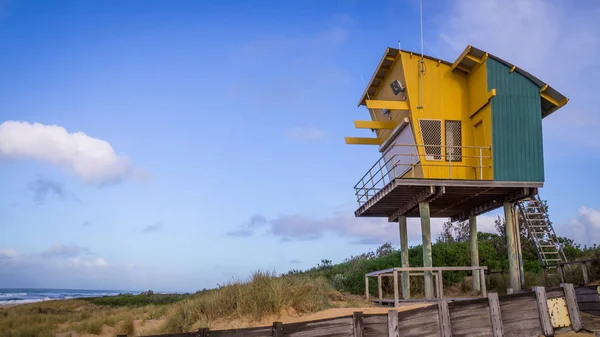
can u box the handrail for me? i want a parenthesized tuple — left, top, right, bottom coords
(355, 143, 492, 205)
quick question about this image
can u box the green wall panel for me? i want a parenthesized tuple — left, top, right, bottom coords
(487, 58, 544, 182)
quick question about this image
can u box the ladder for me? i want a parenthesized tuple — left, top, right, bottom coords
(517, 194, 568, 273)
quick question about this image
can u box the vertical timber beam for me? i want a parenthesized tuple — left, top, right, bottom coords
(420, 202, 434, 299)
(399, 216, 410, 299)
(514, 203, 525, 286)
(469, 215, 481, 295)
(504, 202, 521, 291)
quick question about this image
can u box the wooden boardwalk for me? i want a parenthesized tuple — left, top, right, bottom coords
(132, 284, 598, 337)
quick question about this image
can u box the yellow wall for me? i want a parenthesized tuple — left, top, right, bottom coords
(468, 62, 494, 180)
(368, 52, 494, 180)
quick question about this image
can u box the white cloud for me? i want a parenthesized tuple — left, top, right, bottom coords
(0, 248, 18, 259)
(0, 121, 140, 185)
(559, 206, 600, 247)
(71, 257, 107, 267)
(41, 244, 92, 258)
(285, 127, 325, 141)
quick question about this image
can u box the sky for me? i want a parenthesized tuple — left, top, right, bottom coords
(1, 0, 599, 292)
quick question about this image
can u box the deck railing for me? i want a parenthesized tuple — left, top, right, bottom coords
(354, 143, 492, 205)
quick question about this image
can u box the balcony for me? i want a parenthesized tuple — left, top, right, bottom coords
(353, 143, 541, 221)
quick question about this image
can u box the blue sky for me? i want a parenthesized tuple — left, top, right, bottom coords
(1, 0, 599, 292)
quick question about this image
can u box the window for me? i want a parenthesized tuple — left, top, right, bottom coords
(445, 120, 462, 162)
(419, 119, 442, 160)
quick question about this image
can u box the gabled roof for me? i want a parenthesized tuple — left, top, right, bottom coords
(358, 46, 568, 118)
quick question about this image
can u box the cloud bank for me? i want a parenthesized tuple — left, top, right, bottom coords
(0, 121, 139, 185)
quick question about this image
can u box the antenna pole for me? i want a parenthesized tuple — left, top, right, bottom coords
(417, 0, 425, 109)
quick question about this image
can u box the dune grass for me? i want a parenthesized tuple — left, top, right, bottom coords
(0, 272, 350, 336)
(161, 271, 343, 333)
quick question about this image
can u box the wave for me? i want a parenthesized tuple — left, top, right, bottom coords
(0, 297, 52, 306)
(0, 292, 27, 298)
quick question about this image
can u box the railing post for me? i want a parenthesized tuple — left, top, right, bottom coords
(533, 287, 553, 336)
(365, 276, 369, 300)
(378, 275, 383, 301)
(479, 147, 483, 180)
(581, 262, 589, 284)
(393, 269, 399, 307)
(388, 310, 399, 337)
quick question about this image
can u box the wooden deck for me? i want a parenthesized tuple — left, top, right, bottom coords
(355, 178, 542, 221)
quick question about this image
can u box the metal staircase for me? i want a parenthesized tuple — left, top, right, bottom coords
(517, 194, 568, 272)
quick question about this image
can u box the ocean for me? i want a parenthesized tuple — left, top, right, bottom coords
(0, 288, 141, 306)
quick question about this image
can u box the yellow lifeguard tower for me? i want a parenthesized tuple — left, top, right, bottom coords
(346, 45, 568, 298)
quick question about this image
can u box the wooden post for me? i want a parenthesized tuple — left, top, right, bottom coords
(469, 215, 481, 295)
(353, 312, 364, 337)
(533, 287, 554, 336)
(513, 203, 525, 287)
(437, 270, 444, 299)
(557, 265, 565, 284)
(272, 322, 283, 337)
(487, 293, 504, 337)
(378, 275, 383, 301)
(365, 276, 370, 300)
(561, 283, 583, 332)
(437, 299, 452, 337)
(393, 269, 399, 307)
(420, 202, 434, 299)
(504, 202, 521, 291)
(581, 262, 589, 285)
(479, 268, 487, 297)
(399, 216, 411, 299)
(388, 310, 399, 337)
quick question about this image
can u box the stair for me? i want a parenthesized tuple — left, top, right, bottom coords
(517, 194, 568, 274)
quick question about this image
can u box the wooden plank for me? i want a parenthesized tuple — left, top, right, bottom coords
(448, 300, 493, 337)
(210, 327, 273, 337)
(388, 310, 398, 337)
(365, 100, 409, 110)
(561, 283, 582, 332)
(437, 271, 443, 299)
(378, 275, 383, 301)
(284, 316, 353, 336)
(363, 314, 387, 337)
(533, 287, 554, 336)
(499, 292, 542, 337)
(438, 300, 452, 337)
(353, 312, 364, 337)
(397, 305, 439, 337)
(488, 293, 504, 337)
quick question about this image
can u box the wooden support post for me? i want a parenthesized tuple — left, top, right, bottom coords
(399, 216, 411, 299)
(437, 299, 452, 337)
(420, 202, 434, 299)
(470, 215, 481, 295)
(479, 268, 487, 297)
(487, 293, 504, 337)
(557, 265, 565, 284)
(504, 202, 521, 291)
(561, 283, 583, 332)
(581, 263, 589, 285)
(533, 286, 554, 336)
(353, 312, 364, 337)
(388, 310, 399, 337)
(513, 203, 525, 287)
(437, 271, 444, 299)
(378, 275, 383, 301)
(365, 276, 370, 300)
(393, 270, 399, 307)
(272, 322, 283, 337)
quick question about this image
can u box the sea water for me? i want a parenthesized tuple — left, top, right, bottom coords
(0, 288, 141, 306)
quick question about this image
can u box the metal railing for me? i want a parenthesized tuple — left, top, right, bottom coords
(354, 143, 492, 205)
